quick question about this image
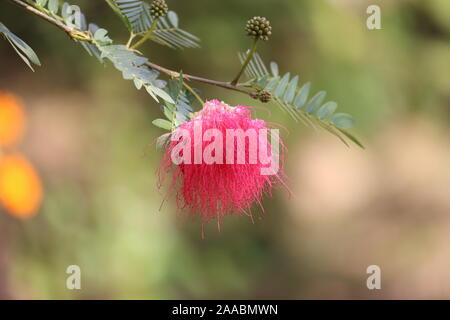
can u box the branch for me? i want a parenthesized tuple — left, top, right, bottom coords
(144, 61, 249, 94)
(231, 38, 258, 86)
(8, 0, 74, 34)
(6, 0, 251, 97)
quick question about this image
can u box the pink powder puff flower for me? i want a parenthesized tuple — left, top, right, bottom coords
(159, 100, 287, 226)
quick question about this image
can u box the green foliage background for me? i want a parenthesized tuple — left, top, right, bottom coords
(1, 0, 450, 299)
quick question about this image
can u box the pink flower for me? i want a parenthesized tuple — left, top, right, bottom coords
(159, 100, 286, 226)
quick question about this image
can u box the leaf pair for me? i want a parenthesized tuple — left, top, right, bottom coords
(0, 23, 41, 71)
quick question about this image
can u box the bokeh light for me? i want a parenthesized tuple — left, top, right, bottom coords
(0, 92, 26, 148)
(0, 153, 43, 218)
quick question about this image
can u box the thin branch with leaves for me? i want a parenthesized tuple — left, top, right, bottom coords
(3, 0, 363, 147)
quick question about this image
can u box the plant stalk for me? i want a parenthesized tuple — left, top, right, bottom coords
(131, 18, 159, 50)
(231, 38, 258, 86)
(183, 82, 204, 106)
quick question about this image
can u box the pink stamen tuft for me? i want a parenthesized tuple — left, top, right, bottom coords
(158, 100, 287, 225)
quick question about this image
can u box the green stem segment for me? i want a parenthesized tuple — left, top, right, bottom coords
(126, 33, 136, 48)
(231, 38, 258, 86)
(131, 18, 159, 50)
(183, 82, 204, 106)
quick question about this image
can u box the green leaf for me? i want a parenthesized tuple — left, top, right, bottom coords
(48, 0, 59, 14)
(168, 75, 183, 100)
(167, 77, 194, 127)
(255, 74, 270, 88)
(283, 75, 299, 104)
(94, 28, 112, 45)
(162, 105, 174, 121)
(115, 0, 152, 34)
(323, 125, 350, 147)
(331, 113, 356, 129)
(105, 0, 131, 30)
(270, 61, 279, 77)
(152, 119, 173, 131)
(151, 11, 200, 49)
(305, 91, 326, 114)
(145, 85, 159, 101)
(151, 87, 175, 104)
(8, 33, 41, 66)
(133, 78, 143, 90)
(293, 82, 311, 109)
(0, 22, 41, 71)
(36, 0, 48, 6)
(253, 53, 269, 78)
(167, 11, 179, 28)
(5, 37, 34, 71)
(239, 52, 268, 79)
(338, 129, 365, 149)
(265, 76, 280, 92)
(274, 73, 290, 98)
(316, 101, 338, 120)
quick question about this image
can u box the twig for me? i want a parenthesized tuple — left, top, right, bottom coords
(231, 38, 258, 86)
(8, 0, 74, 35)
(6, 0, 252, 97)
(183, 81, 204, 105)
(144, 61, 250, 94)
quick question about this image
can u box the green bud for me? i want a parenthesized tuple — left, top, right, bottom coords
(150, 0, 169, 18)
(245, 16, 272, 41)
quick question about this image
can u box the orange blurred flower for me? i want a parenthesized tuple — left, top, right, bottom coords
(0, 154, 43, 219)
(0, 91, 26, 147)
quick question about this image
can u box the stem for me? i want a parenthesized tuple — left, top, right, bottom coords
(8, 0, 74, 35)
(183, 82, 204, 106)
(126, 33, 136, 48)
(131, 18, 158, 50)
(231, 38, 258, 86)
(6, 0, 252, 97)
(144, 61, 250, 95)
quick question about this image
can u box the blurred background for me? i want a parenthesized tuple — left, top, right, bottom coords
(0, 0, 450, 299)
